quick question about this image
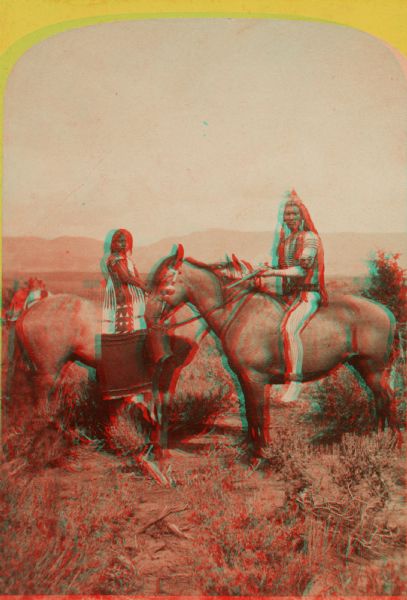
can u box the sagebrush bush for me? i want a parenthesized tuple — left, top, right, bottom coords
(360, 250, 406, 426)
(168, 334, 235, 435)
(362, 250, 406, 325)
(304, 367, 376, 444)
(185, 430, 405, 596)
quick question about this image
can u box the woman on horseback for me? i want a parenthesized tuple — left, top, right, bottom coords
(100, 229, 156, 422)
(262, 190, 328, 403)
(102, 229, 148, 336)
(100, 230, 169, 484)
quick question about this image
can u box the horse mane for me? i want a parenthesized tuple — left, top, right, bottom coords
(185, 256, 220, 272)
(147, 251, 285, 308)
(185, 257, 285, 307)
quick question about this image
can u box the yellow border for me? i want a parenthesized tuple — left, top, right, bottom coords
(1, 1, 406, 597)
(2, 1, 407, 70)
(1, 0, 407, 59)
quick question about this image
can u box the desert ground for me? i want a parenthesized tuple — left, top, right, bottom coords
(1, 272, 405, 596)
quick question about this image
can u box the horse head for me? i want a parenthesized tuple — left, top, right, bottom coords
(148, 243, 187, 308)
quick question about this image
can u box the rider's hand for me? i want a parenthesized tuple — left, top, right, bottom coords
(299, 257, 313, 270)
(259, 263, 274, 275)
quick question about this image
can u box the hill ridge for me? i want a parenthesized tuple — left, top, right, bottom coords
(3, 230, 405, 276)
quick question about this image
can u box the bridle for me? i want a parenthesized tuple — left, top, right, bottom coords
(150, 263, 253, 333)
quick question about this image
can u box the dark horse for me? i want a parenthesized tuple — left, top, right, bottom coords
(148, 245, 399, 453)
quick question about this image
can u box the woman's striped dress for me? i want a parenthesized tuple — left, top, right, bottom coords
(102, 255, 146, 334)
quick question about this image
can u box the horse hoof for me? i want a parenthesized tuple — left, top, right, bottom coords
(249, 455, 269, 472)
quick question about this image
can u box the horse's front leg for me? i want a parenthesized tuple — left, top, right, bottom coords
(105, 398, 170, 486)
(151, 355, 181, 457)
(151, 360, 167, 455)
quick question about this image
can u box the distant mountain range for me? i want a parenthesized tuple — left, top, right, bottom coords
(2, 231, 406, 277)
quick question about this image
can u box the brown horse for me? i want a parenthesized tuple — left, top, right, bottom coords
(8, 253, 243, 414)
(11, 293, 196, 425)
(148, 245, 399, 453)
(4, 255, 236, 446)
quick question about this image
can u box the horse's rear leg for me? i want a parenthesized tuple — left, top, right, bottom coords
(351, 358, 399, 436)
(236, 373, 269, 455)
(32, 368, 64, 424)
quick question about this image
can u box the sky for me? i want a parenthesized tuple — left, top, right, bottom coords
(3, 18, 407, 245)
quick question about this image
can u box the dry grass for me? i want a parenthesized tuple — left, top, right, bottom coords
(1, 401, 405, 596)
(183, 429, 406, 596)
(0, 447, 163, 595)
(1, 276, 406, 596)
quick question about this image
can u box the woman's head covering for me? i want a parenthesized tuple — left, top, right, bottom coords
(101, 229, 135, 282)
(110, 229, 133, 254)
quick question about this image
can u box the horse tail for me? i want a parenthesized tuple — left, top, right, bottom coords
(15, 313, 38, 372)
(388, 324, 406, 395)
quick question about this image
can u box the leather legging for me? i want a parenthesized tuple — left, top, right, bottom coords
(281, 291, 321, 381)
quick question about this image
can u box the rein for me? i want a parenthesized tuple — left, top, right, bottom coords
(152, 286, 251, 332)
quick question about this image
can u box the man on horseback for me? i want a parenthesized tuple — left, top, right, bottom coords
(262, 190, 328, 403)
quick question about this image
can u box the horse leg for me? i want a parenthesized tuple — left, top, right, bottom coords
(151, 358, 171, 455)
(236, 371, 269, 455)
(156, 356, 183, 455)
(350, 357, 399, 436)
(104, 398, 169, 486)
(32, 369, 60, 422)
(31, 359, 77, 430)
(152, 341, 195, 456)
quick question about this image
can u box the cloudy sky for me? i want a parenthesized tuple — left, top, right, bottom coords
(3, 18, 407, 245)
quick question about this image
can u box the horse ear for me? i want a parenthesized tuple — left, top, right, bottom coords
(175, 243, 184, 265)
(168, 243, 184, 270)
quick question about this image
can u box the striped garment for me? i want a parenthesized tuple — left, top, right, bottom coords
(282, 230, 321, 293)
(102, 256, 146, 334)
(283, 231, 319, 267)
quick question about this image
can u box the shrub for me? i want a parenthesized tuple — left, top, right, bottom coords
(362, 250, 406, 325)
(198, 429, 406, 596)
(185, 429, 405, 596)
(168, 334, 235, 435)
(304, 368, 376, 444)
